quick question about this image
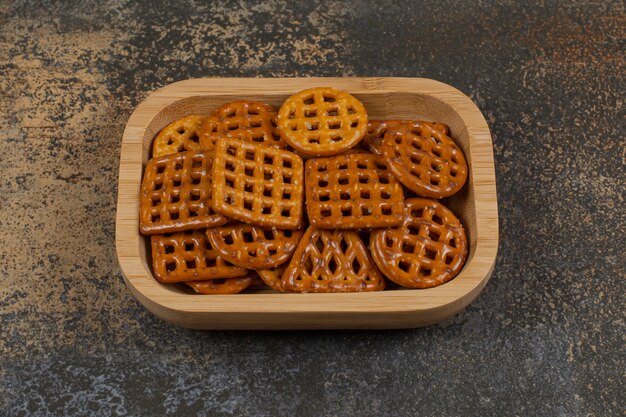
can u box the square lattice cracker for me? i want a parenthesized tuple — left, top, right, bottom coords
(305, 152, 404, 228)
(140, 150, 228, 234)
(151, 230, 248, 283)
(211, 137, 304, 229)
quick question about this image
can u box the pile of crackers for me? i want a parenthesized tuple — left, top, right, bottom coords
(139, 87, 468, 294)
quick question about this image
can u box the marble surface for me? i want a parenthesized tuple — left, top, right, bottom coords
(0, 1, 624, 415)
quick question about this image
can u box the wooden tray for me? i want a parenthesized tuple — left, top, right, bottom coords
(115, 77, 498, 329)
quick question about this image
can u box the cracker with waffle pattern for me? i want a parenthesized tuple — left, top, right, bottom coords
(151, 230, 248, 283)
(186, 275, 254, 294)
(364, 120, 450, 155)
(206, 223, 303, 269)
(199, 101, 286, 150)
(305, 152, 404, 229)
(370, 198, 467, 289)
(256, 265, 287, 292)
(152, 115, 205, 157)
(381, 122, 467, 198)
(211, 137, 304, 229)
(281, 227, 385, 293)
(140, 150, 228, 234)
(247, 274, 268, 290)
(276, 87, 368, 157)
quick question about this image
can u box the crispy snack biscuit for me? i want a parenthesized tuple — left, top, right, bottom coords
(281, 227, 385, 293)
(257, 265, 287, 292)
(206, 223, 303, 269)
(381, 122, 468, 198)
(305, 152, 404, 229)
(363, 120, 401, 155)
(276, 87, 368, 156)
(186, 276, 254, 294)
(199, 101, 286, 150)
(364, 120, 451, 155)
(370, 198, 467, 289)
(211, 137, 304, 229)
(151, 230, 248, 283)
(140, 150, 228, 234)
(247, 274, 268, 290)
(152, 115, 205, 157)
(427, 121, 450, 136)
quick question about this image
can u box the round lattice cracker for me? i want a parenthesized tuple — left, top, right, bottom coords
(363, 120, 402, 155)
(276, 87, 368, 156)
(281, 227, 385, 293)
(186, 275, 254, 294)
(153, 115, 206, 157)
(247, 274, 268, 290)
(257, 266, 287, 292)
(426, 121, 450, 136)
(370, 198, 467, 289)
(206, 223, 303, 269)
(199, 101, 285, 150)
(382, 123, 468, 198)
(364, 120, 450, 155)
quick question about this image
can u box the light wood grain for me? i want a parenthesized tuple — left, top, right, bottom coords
(115, 77, 498, 329)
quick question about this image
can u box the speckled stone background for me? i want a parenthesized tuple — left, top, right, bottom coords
(0, 0, 624, 416)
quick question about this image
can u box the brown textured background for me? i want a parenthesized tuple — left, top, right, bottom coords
(0, 1, 624, 416)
